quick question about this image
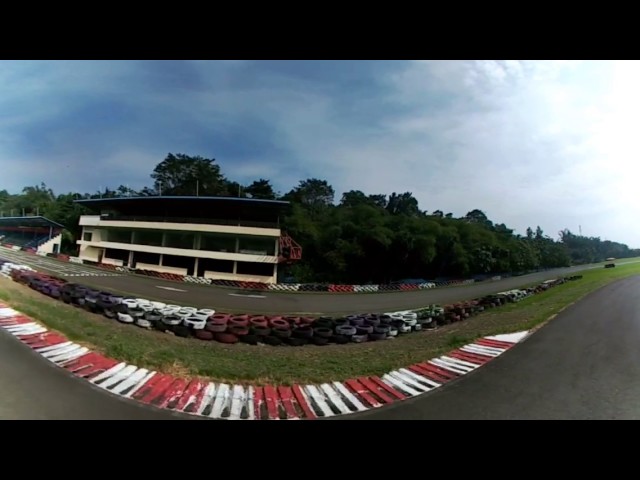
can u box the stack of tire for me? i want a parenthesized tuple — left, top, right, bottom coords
(3, 261, 585, 348)
(1, 260, 35, 278)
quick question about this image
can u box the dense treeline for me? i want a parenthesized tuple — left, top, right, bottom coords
(1, 153, 638, 283)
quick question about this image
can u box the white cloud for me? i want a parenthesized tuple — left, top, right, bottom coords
(1, 60, 639, 246)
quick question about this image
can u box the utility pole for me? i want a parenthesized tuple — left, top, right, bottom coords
(196, 180, 199, 197)
(579, 225, 582, 236)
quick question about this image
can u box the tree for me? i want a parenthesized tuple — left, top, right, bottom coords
(245, 179, 277, 200)
(151, 153, 227, 196)
(225, 181, 247, 198)
(526, 227, 534, 239)
(465, 209, 493, 227)
(386, 192, 421, 217)
(283, 178, 334, 210)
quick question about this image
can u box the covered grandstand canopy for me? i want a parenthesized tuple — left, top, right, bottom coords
(75, 196, 291, 224)
(0, 216, 65, 229)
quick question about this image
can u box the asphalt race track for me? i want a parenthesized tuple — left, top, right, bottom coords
(350, 275, 640, 420)
(2, 275, 640, 419)
(0, 247, 617, 314)
(0, 330, 188, 420)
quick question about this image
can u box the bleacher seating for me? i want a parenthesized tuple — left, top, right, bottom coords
(0, 231, 48, 248)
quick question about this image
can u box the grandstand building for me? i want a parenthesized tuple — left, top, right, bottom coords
(0, 216, 64, 254)
(74, 196, 301, 284)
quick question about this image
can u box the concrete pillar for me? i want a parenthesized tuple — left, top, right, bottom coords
(273, 262, 278, 283)
(233, 261, 237, 274)
(194, 257, 199, 277)
(159, 254, 164, 266)
(275, 238, 279, 256)
(235, 237, 240, 253)
(128, 250, 134, 267)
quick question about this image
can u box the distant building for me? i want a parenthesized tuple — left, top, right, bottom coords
(0, 215, 64, 254)
(75, 196, 301, 284)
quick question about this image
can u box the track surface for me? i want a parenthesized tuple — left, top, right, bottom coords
(0, 247, 615, 314)
(351, 275, 640, 420)
(2, 275, 639, 419)
(0, 329, 187, 420)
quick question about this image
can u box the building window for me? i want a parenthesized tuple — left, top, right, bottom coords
(104, 248, 129, 262)
(198, 258, 234, 276)
(236, 262, 275, 277)
(238, 236, 276, 256)
(83, 232, 93, 242)
(132, 251, 161, 267)
(132, 230, 163, 247)
(199, 233, 237, 253)
(164, 232, 195, 249)
(107, 229, 132, 244)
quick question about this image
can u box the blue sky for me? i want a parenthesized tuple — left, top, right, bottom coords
(1, 60, 638, 246)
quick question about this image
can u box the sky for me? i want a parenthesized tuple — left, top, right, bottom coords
(1, 60, 639, 246)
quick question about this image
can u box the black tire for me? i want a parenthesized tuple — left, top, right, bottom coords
(313, 327, 332, 338)
(261, 335, 283, 346)
(374, 325, 390, 334)
(333, 335, 349, 345)
(356, 325, 373, 335)
(349, 317, 365, 327)
(173, 325, 191, 338)
(351, 334, 368, 343)
(311, 336, 329, 346)
(333, 317, 349, 326)
(363, 317, 380, 327)
(284, 337, 306, 347)
(335, 325, 356, 336)
(312, 319, 333, 329)
(368, 332, 387, 341)
(292, 326, 313, 339)
(250, 326, 271, 336)
(272, 327, 292, 338)
(240, 334, 259, 345)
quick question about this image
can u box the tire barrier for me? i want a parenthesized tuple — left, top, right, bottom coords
(353, 285, 379, 293)
(328, 285, 355, 293)
(268, 283, 301, 292)
(1, 255, 583, 350)
(184, 276, 212, 285)
(0, 304, 530, 420)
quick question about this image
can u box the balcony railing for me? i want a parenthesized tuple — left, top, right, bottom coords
(96, 214, 280, 229)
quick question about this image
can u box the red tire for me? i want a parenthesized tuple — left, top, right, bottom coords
(229, 316, 249, 327)
(195, 330, 214, 341)
(249, 317, 268, 328)
(215, 333, 239, 344)
(269, 318, 289, 329)
(283, 316, 301, 326)
(205, 322, 227, 333)
(228, 325, 249, 336)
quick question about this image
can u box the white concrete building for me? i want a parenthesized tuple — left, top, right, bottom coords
(75, 196, 300, 284)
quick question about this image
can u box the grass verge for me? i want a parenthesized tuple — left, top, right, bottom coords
(1, 262, 639, 385)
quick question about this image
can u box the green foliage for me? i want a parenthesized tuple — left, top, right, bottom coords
(2, 152, 639, 282)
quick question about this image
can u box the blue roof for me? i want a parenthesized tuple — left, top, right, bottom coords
(75, 196, 289, 206)
(0, 216, 65, 229)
